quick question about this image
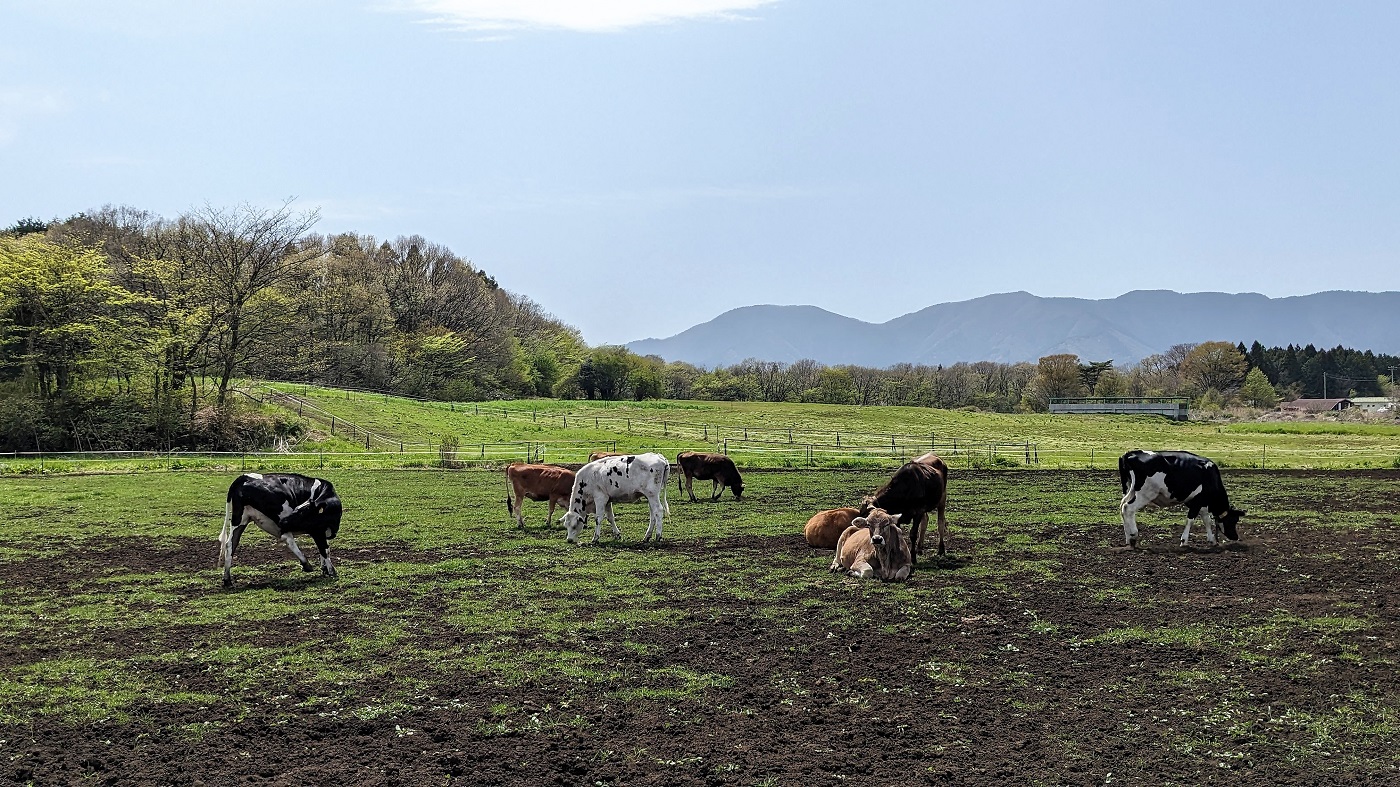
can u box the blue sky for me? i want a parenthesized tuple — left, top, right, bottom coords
(5, 1, 1399, 345)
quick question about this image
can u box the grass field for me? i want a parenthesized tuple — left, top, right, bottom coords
(3, 467, 1398, 784)
(4, 383, 1397, 474)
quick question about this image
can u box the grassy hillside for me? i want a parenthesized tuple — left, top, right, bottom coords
(262, 383, 1399, 470)
(2, 382, 1396, 472)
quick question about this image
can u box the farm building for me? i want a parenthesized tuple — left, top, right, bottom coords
(1049, 396, 1190, 421)
(1281, 397, 1353, 412)
(1349, 396, 1395, 412)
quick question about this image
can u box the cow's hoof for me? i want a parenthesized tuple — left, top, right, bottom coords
(1128, 537, 1139, 549)
(300, 562, 315, 573)
(222, 577, 232, 588)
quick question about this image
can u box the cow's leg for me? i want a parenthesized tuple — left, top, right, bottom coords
(911, 512, 929, 557)
(710, 479, 721, 501)
(1120, 492, 1142, 548)
(280, 533, 315, 572)
(847, 560, 875, 580)
(219, 498, 237, 586)
(642, 492, 664, 542)
(1202, 511, 1218, 546)
(1180, 509, 1197, 546)
(607, 501, 621, 540)
(684, 473, 697, 502)
(545, 498, 558, 529)
(513, 493, 526, 528)
(831, 528, 854, 571)
(309, 533, 336, 577)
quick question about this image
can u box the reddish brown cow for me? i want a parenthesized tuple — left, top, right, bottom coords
(829, 508, 913, 581)
(588, 451, 626, 462)
(505, 463, 575, 529)
(803, 507, 859, 549)
(860, 452, 949, 558)
(676, 451, 744, 501)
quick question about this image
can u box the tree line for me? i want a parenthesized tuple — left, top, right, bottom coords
(4, 205, 1396, 451)
(0, 204, 585, 451)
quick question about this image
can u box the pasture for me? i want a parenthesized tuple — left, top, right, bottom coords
(2, 467, 1399, 785)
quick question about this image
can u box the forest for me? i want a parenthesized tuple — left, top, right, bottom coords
(2, 206, 1396, 451)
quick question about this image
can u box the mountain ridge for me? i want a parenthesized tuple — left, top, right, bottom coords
(625, 290, 1400, 368)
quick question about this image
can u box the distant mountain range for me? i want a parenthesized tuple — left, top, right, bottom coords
(625, 290, 1400, 368)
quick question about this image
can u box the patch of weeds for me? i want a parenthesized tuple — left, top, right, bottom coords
(0, 657, 156, 723)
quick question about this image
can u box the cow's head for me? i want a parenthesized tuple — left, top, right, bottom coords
(283, 494, 342, 539)
(560, 496, 595, 543)
(856, 508, 911, 582)
(731, 477, 744, 501)
(1218, 508, 1245, 541)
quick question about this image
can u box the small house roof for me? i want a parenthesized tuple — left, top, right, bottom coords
(1281, 398, 1353, 411)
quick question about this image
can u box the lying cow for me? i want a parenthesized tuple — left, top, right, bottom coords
(803, 507, 859, 549)
(218, 472, 342, 587)
(860, 452, 949, 558)
(561, 453, 671, 544)
(588, 451, 626, 462)
(505, 463, 575, 529)
(676, 451, 744, 502)
(829, 508, 913, 581)
(1118, 449, 1245, 548)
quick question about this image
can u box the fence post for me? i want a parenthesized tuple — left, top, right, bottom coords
(595, 417, 599, 428)
(664, 421, 668, 436)
(788, 428, 793, 443)
(1090, 448, 1094, 468)
(723, 438, 727, 455)
(330, 416, 336, 435)
(1262, 443, 1266, 469)
(365, 433, 371, 449)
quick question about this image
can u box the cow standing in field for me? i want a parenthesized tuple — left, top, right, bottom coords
(860, 452, 949, 559)
(676, 451, 744, 501)
(505, 463, 575, 529)
(1119, 450, 1245, 548)
(561, 453, 671, 544)
(218, 473, 343, 587)
(830, 508, 913, 581)
(804, 507, 859, 549)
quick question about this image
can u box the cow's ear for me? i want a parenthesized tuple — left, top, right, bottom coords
(851, 517, 867, 528)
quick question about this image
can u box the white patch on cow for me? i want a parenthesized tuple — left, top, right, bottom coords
(244, 505, 281, 537)
(279, 501, 296, 520)
(309, 479, 321, 499)
(281, 533, 309, 565)
(244, 472, 264, 480)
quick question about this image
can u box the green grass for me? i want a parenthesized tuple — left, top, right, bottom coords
(2, 467, 1398, 782)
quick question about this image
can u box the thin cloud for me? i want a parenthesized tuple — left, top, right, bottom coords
(391, 0, 780, 33)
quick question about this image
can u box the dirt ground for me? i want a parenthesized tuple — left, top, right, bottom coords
(5, 471, 1400, 786)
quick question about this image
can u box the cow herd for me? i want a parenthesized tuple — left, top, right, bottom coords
(215, 448, 1246, 587)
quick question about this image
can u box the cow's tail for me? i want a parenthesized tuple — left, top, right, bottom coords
(505, 473, 515, 516)
(218, 484, 236, 568)
(1117, 453, 1131, 495)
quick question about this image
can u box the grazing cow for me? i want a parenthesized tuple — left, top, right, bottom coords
(561, 453, 671, 544)
(1119, 450, 1246, 548)
(218, 473, 342, 587)
(588, 451, 625, 462)
(505, 463, 575, 529)
(829, 508, 913, 581)
(804, 507, 859, 549)
(676, 451, 744, 502)
(860, 452, 949, 558)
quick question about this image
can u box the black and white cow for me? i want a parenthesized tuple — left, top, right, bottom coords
(1118, 450, 1245, 548)
(561, 453, 670, 544)
(218, 473, 343, 586)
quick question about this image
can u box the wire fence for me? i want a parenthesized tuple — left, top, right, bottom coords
(3, 440, 1395, 475)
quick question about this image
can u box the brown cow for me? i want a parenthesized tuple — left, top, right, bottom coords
(860, 452, 949, 558)
(505, 463, 575, 529)
(829, 508, 912, 581)
(588, 451, 626, 462)
(803, 507, 859, 549)
(676, 451, 744, 501)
